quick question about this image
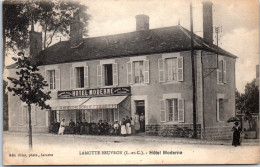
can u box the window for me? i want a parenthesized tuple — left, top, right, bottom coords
(158, 55, 183, 83)
(134, 61, 144, 84)
(217, 59, 226, 84)
(167, 99, 178, 121)
(166, 58, 177, 81)
(160, 98, 184, 123)
(217, 98, 225, 122)
(104, 64, 113, 86)
(75, 67, 84, 88)
(49, 70, 55, 90)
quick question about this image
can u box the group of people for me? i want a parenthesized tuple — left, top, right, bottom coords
(49, 113, 145, 136)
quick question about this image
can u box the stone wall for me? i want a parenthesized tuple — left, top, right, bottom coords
(204, 126, 233, 140)
(146, 124, 201, 139)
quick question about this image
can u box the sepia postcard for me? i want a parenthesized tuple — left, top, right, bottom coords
(2, 0, 259, 165)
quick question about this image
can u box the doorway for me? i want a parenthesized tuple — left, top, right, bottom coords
(135, 100, 145, 132)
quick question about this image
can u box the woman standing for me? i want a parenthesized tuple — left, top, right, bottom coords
(125, 116, 131, 135)
(232, 121, 242, 146)
(58, 119, 65, 135)
(140, 113, 145, 132)
(120, 118, 127, 137)
(134, 112, 140, 133)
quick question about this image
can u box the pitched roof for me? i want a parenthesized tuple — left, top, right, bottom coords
(9, 25, 237, 68)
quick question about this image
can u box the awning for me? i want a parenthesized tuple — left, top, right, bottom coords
(46, 98, 89, 110)
(81, 96, 128, 109)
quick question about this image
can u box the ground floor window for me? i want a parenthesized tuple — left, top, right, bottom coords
(160, 98, 184, 123)
(217, 98, 225, 122)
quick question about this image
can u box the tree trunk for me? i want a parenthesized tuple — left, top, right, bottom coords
(44, 24, 47, 49)
(28, 103, 33, 150)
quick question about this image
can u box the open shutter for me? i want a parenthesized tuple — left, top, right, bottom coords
(31, 105, 37, 126)
(70, 67, 74, 89)
(127, 62, 132, 84)
(158, 58, 165, 82)
(113, 63, 118, 86)
(160, 99, 166, 122)
(55, 69, 60, 90)
(223, 60, 227, 84)
(144, 60, 150, 84)
(84, 66, 89, 88)
(177, 56, 184, 81)
(216, 99, 220, 122)
(45, 70, 49, 90)
(97, 65, 102, 87)
(178, 98, 184, 123)
(217, 60, 222, 83)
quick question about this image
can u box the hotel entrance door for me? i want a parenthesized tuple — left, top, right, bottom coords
(135, 100, 145, 132)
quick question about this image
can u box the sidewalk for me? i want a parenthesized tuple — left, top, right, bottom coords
(3, 131, 260, 146)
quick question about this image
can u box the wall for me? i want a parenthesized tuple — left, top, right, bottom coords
(201, 51, 236, 139)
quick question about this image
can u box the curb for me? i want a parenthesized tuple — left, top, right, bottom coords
(3, 131, 259, 146)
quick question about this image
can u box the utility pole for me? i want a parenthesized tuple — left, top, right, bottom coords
(190, 2, 197, 138)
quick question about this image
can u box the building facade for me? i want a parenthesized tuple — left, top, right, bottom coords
(7, 2, 237, 139)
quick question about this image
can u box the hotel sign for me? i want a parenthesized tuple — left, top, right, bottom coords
(57, 86, 131, 99)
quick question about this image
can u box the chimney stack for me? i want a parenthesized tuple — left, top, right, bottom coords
(70, 9, 83, 47)
(135, 14, 149, 31)
(29, 31, 42, 60)
(202, 1, 213, 45)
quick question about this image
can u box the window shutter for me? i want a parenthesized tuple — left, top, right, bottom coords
(84, 66, 89, 88)
(127, 62, 132, 84)
(178, 98, 184, 123)
(55, 69, 60, 90)
(31, 105, 37, 126)
(113, 63, 118, 86)
(160, 99, 166, 122)
(177, 56, 184, 81)
(70, 67, 74, 89)
(216, 99, 220, 122)
(97, 65, 102, 87)
(217, 60, 222, 83)
(45, 70, 49, 90)
(223, 60, 227, 84)
(158, 58, 165, 82)
(144, 60, 150, 84)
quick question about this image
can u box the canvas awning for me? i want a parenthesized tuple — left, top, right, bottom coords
(80, 96, 128, 109)
(46, 98, 89, 110)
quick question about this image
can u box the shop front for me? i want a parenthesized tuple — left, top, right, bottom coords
(47, 87, 131, 129)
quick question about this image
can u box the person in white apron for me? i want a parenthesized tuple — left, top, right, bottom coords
(58, 119, 65, 135)
(125, 116, 131, 135)
(120, 118, 127, 136)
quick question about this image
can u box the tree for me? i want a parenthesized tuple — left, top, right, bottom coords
(3, 0, 90, 61)
(7, 52, 51, 150)
(236, 79, 259, 130)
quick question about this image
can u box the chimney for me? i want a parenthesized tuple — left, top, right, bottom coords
(202, 1, 213, 45)
(29, 30, 42, 60)
(70, 9, 83, 47)
(135, 14, 149, 31)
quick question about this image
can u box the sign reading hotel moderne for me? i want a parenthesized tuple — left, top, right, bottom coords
(57, 86, 131, 99)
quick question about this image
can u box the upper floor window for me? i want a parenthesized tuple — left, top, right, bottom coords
(127, 59, 149, 85)
(75, 67, 84, 88)
(158, 54, 183, 83)
(70, 65, 88, 89)
(217, 59, 226, 84)
(166, 58, 178, 81)
(134, 61, 144, 84)
(97, 63, 118, 87)
(48, 70, 56, 90)
(104, 64, 113, 86)
(44, 68, 60, 90)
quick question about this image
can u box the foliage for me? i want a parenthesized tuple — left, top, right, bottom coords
(3, 0, 91, 51)
(236, 79, 259, 114)
(7, 52, 51, 109)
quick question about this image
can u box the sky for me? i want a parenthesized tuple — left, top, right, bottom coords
(5, 0, 259, 93)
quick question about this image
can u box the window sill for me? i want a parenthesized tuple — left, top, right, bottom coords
(217, 82, 226, 85)
(162, 81, 181, 85)
(130, 83, 148, 87)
